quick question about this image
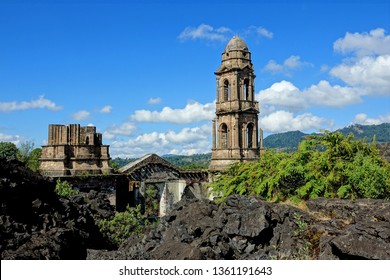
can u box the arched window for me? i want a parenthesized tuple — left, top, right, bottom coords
(244, 79, 250, 101)
(220, 123, 228, 149)
(85, 136, 89, 145)
(246, 123, 254, 148)
(223, 80, 230, 101)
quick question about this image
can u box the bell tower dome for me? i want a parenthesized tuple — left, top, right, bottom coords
(209, 36, 260, 171)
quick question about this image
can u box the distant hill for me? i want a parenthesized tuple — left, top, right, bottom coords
(263, 123, 390, 151)
(112, 123, 389, 167)
(263, 131, 307, 151)
(162, 153, 211, 170)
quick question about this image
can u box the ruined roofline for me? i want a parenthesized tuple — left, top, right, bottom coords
(118, 153, 181, 174)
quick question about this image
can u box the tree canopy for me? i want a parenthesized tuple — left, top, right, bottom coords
(210, 132, 390, 202)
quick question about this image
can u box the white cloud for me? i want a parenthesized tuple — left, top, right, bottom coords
(255, 27, 273, 39)
(71, 110, 91, 121)
(109, 125, 211, 158)
(334, 28, 390, 56)
(178, 24, 232, 41)
(262, 55, 311, 74)
(0, 96, 63, 112)
(330, 55, 390, 95)
(257, 80, 362, 112)
(304, 80, 362, 107)
(148, 97, 162, 105)
(130, 100, 215, 123)
(0, 132, 21, 145)
(99, 105, 112, 113)
(259, 110, 333, 133)
(104, 122, 137, 140)
(353, 113, 390, 125)
(245, 26, 273, 39)
(257, 80, 308, 112)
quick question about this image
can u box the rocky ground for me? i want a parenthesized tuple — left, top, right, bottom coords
(1, 158, 389, 260)
(87, 195, 390, 260)
(0, 159, 114, 259)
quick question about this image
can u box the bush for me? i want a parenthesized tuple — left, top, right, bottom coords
(209, 132, 390, 201)
(54, 179, 79, 197)
(0, 142, 18, 161)
(98, 205, 148, 247)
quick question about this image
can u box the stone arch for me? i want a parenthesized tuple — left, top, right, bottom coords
(244, 78, 250, 101)
(246, 122, 254, 148)
(219, 123, 229, 149)
(223, 79, 230, 101)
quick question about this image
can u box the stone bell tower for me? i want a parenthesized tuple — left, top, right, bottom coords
(209, 36, 260, 171)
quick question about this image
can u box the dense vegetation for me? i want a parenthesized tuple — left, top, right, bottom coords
(210, 132, 390, 202)
(162, 153, 211, 170)
(0, 141, 42, 171)
(98, 205, 150, 247)
(263, 123, 390, 151)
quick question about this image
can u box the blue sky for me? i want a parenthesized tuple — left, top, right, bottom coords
(0, 0, 389, 158)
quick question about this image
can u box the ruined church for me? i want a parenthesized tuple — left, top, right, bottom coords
(39, 36, 262, 215)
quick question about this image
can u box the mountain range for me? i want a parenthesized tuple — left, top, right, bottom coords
(263, 123, 390, 151)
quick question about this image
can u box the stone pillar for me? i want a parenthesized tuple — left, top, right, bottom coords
(235, 114, 239, 148)
(260, 128, 264, 149)
(212, 119, 216, 149)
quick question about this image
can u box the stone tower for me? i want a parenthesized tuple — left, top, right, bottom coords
(40, 124, 112, 176)
(209, 36, 260, 171)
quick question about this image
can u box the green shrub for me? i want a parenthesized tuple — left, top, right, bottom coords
(54, 179, 79, 197)
(98, 205, 148, 247)
(209, 132, 390, 202)
(0, 142, 18, 161)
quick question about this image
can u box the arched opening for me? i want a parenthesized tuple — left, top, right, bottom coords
(244, 79, 250, 101)
(223, 80, 230, 101)
(246, 123, 254, 148)
(220, 123, 229, 149)
(85, 136, 89, 145)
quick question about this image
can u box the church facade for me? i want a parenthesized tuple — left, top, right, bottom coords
(209, 36, 261, 171)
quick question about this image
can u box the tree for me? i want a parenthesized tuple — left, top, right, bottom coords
(0, 142, 18, 161)
(28, 148, 42, 172)
(17, 140, 35, 164)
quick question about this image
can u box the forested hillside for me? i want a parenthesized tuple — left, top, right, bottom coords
(263, 123, 390, 151)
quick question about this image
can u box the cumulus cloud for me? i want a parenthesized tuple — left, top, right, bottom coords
(262, 55, 311, 74)
(353, 113, 390, 125)
(99, 105, 112, 113)
(257, 80, 362, 112)
(130, 100, 215, 123)
(333, 28, 390, 56)
(103, 122, 137, 140)
(304, 80, 362, 107)
(254, 26, 273, 39)
(330, 55, 390, 95)
(244, 26, 273, 39)
(71, 110, 91, 121)
(148, 97, 162, 105)
(0, 132, 21, 145)
(178, 24, 232, 41)
(257, 80, 307, 112)
(259, 110, 333, 133)
(109, 125, 212, 158)
(0, 96, 63, 112)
